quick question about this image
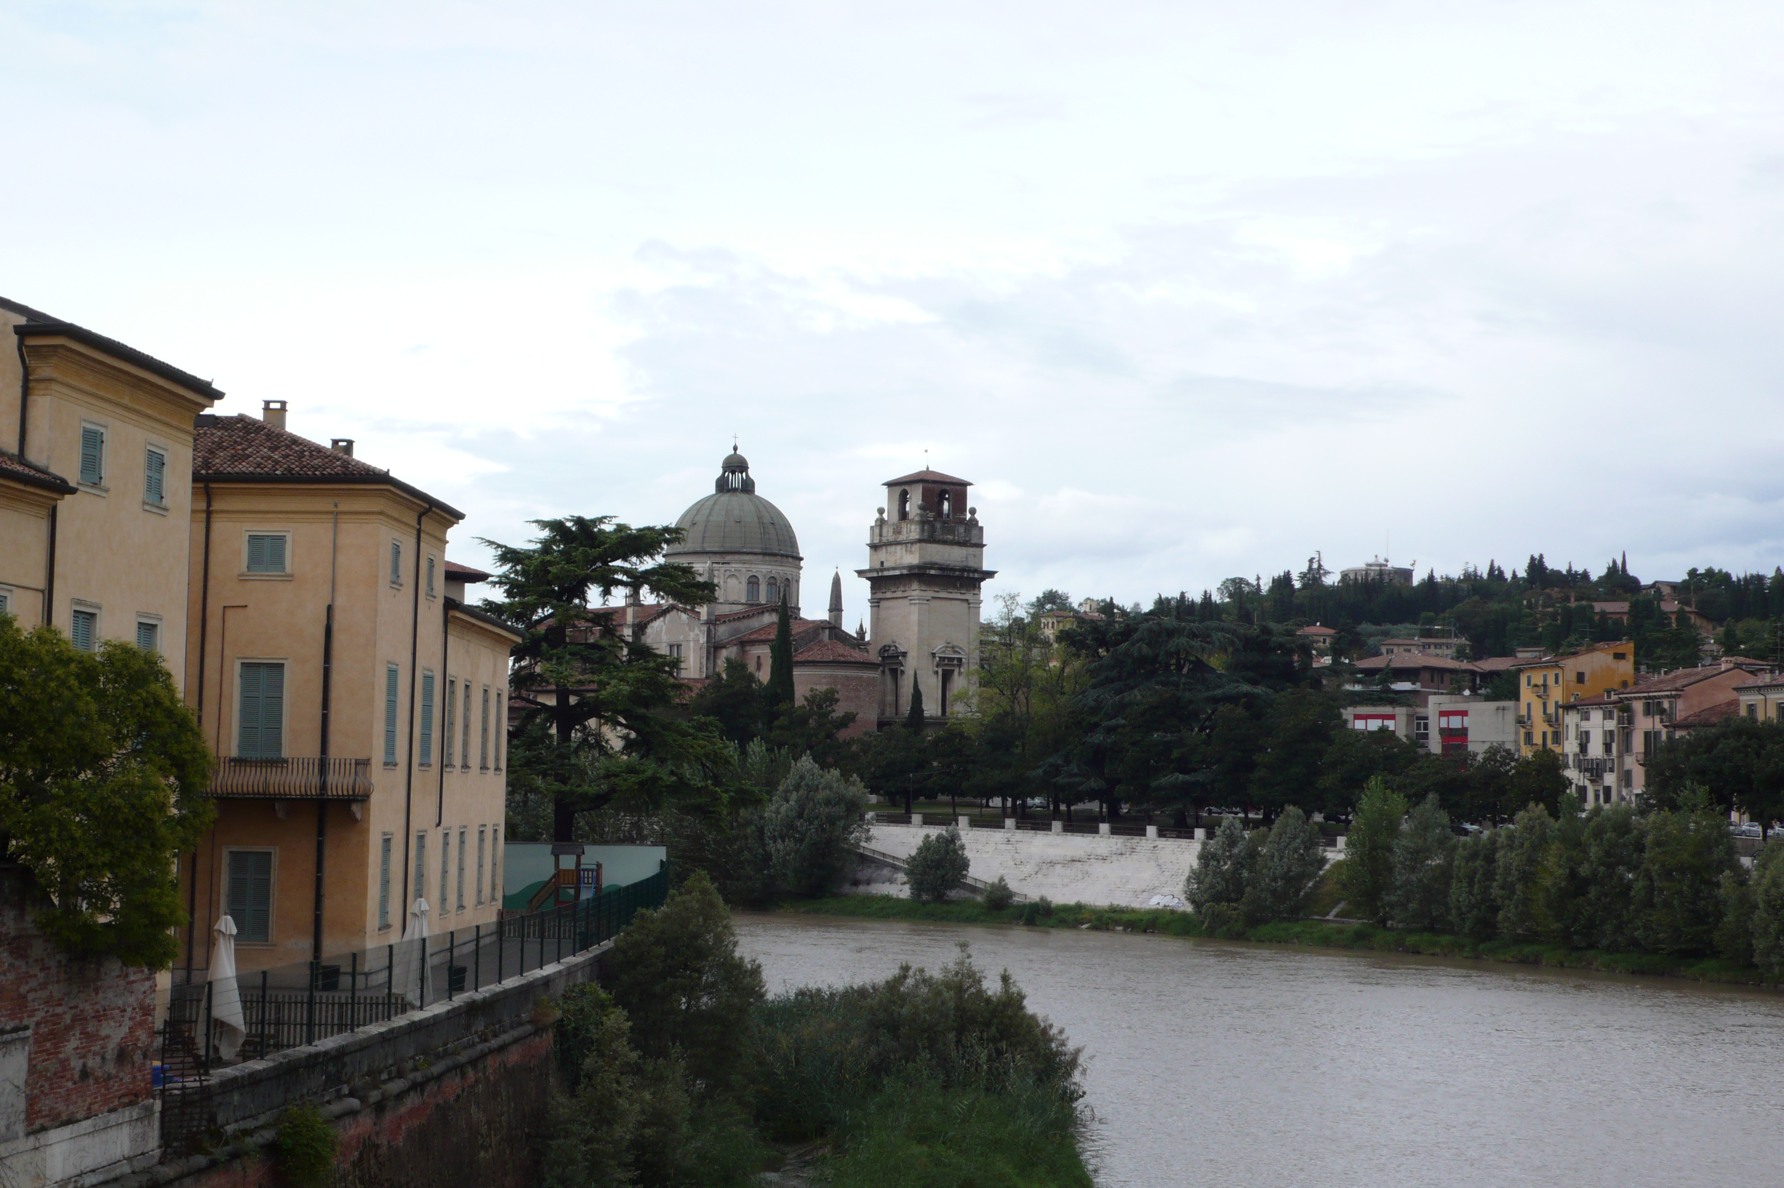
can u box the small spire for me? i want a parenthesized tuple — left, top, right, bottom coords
(828, 569, 844, 627)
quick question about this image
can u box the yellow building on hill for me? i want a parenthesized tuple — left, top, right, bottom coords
(1513, 640, 1635, 756)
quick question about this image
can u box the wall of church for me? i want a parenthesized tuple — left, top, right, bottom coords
(669, 551, 802, 617)
(868, 582, 982, 721)
(793, 665, 879, 738)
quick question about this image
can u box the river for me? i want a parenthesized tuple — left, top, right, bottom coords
(733, 913, 1784, 1188)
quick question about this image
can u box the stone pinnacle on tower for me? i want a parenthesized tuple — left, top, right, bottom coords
(828, 569, 844, 627)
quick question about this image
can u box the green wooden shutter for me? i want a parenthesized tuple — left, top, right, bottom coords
(444, 679, 455, 767)
(226, 850, 273, 943)
(79, 426, 103, 485)
(384, 664, 400, 764)
(238, 662, 284, 758)
(136, 621, 158, 652)
(144, 449, 165, 504)
(378, 836, 392, 929)
(70, 609, 96, 651)
(247, 534, 267, 572)
(268, 534, 286, 573)
(419, 672, 435, 767)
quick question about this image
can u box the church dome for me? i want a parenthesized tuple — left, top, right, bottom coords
(666, 451, 802, 560)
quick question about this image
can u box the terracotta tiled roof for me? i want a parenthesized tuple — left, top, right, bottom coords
(1673, 699, 1741, 729)
(1296, 625, 1337, 636)
(194, 415, 462, 519)
(733, 618, 827, 644)
(793, 640, 877, 665)
(1355, 654, 1466, 670)
(1735, 676, 1784, 691)
(1620, 664, 1762, 695)
(445, 560, 492, 582)
(1468, 657, 1521, 672)
(714, 606, 775, 622)
(0, 449, 76, 495)
(882, 468, 971, 486)
(1562, 693, 1618, 709)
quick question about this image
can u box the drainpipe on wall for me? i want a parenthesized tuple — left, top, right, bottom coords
(437, 597, 449, 827)
(398, 500, 435, 918)
(312, 506, 339, 965)
(186, 483, 213, 978)
(14, 332, 28, 459)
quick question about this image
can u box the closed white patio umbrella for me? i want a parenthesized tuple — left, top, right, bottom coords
(396, 897, 433, 1007)
(208, 915, 246, 1062)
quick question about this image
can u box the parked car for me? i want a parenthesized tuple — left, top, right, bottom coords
(1730, 823, 1763, 839)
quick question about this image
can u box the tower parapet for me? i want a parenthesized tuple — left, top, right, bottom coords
(858, 468, 995, 726)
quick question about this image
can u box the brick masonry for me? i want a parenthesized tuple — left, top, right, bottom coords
(0, 865, 157, 1134)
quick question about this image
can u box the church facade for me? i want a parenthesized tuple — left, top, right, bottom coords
(606, 450, 991, 734)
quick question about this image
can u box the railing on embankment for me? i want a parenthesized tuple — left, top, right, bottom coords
(158, 868, 668, 1157)
(870, 812, 1347, 849)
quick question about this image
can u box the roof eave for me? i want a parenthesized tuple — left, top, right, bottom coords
(194, 471, 465, 521)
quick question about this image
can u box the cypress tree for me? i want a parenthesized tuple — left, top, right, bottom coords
(766, 591, 796, 716)
(905, 674, 926, 731)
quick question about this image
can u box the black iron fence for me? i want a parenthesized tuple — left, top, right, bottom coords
(159, 866, 669, 1155)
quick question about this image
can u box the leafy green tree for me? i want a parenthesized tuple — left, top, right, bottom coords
(482, 515, 720, 840)
(688, 658, 767, 747)
(1185, 815, 1252, 928)
(765, 688, 857, 770)
(1239, 806, 1325, 925)
(1748, 841, 1784, 975)
(1634, 789, 1736, 955)
(1504, 749, 1568, 819)
(0, 615, 213, 967)
(1339, 777, 1406, 924)
(1555, 804, 1644, 951)
(906, 825, 970, 903)
(1448, 831, 1501, 941)
(545, 991, 641, 1188)
(603, 870, 765, 1090)
(1715, 865, 1754, 966)
(763, 756, 870, 897)
(1248, 692, 1340, 821)
(1494, 803, 1554, 939)
(1387, 794, 1456, 931)
(1646, 716, 1784, 823)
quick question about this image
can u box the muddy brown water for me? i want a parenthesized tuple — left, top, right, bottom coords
(733, 913, 1784, 1188)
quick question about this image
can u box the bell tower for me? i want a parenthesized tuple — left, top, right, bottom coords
(858, 468, 995, 727)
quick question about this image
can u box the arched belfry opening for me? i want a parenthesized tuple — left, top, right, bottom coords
(938, 489, 952, 519)
(898, 489, 911, 520)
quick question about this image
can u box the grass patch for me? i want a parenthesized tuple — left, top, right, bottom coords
(828, 1082, 1093, 1188)
(774, 896, 1784, 990)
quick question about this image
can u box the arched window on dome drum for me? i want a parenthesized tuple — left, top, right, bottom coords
(747, 576, 760, 603)
(898, 489, 910, 520)
(938, 489, 952, 519)
(766, 577, 779, 604)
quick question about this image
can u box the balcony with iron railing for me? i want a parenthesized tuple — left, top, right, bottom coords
(206, 756, 374, 800)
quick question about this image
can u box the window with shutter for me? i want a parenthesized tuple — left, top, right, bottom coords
(480, 687, 490, 770)
(419, 672, 435, 767)
(490, 828, 500, 904)
(391, 541, 402, 586)
(0, 591, 10, 615)
(144, 448, 166, 505)
(226, 850, 274, 943)
(461, 684, 472, 769)
(246, 533, 288, 574)
(494, 690, 504, 771)
(476, 827, 486, 905)
(136, 621, 159, 653)
(426, 557, 435, 598)
(79, 425, 104, 486)
(444, 678, 456, 766)
(457, 828, 467, 910)
(70, 609, 97, 652)
(413, 833, 427, 910)
(238, 662, 286, 758)
(439, 829, 450, 910)
(378, 835, 393, 929)
(384, 664, 400, 765)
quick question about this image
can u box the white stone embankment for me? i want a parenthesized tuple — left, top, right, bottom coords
(860, 823, 1205, 909)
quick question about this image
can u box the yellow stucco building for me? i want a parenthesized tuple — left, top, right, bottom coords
(1, 297, 219, 673)
(1513, 640, 1635, 756)
(177, 405, 519, 978)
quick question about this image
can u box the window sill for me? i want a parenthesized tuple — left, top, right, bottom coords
(239, 572, 294, 581)
(78, 481, 108, 496)
(142, 500, 168, 516)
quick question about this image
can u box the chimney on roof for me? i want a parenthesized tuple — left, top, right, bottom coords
(330, 438, 355, 457)
(262, 399, 288, 431)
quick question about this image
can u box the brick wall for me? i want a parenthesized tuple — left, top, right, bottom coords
(0, 866, 157, 1133)
(794, 664, 880, 737)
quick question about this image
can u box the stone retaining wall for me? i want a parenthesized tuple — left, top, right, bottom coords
(864, 823, 1206, 908)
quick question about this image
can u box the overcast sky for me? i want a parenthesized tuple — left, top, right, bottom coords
(6, 1, 1783, 615)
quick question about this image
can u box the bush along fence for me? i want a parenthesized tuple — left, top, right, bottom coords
(158, 865, 668, 1156)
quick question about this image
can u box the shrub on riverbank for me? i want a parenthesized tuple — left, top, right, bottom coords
(548, 876, 1093, 1187)
(906, 825, 970, 903)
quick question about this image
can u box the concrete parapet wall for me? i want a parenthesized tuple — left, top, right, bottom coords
(866, 824, 1205, 908)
